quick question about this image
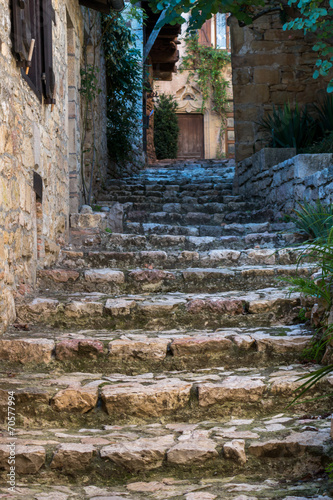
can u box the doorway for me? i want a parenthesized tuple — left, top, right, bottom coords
(177, 114, 204, 159)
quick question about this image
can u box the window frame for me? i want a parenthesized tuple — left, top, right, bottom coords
(215, 13, 230, 51)
(21, 0, 43, 102)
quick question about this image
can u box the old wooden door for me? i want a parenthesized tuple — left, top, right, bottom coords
(177, 114, 204, 159)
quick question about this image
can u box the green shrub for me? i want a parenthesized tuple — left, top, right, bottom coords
(102, 14, 142, 165)
(154, 94, 179, 159)
(259, 103, 318, 151)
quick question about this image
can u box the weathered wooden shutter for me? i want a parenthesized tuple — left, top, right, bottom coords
(198, 19, 212, 47)
(12, 0, 33, 65)
(41, 0, 56, 104)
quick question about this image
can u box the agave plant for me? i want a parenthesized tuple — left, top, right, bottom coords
(259, 102, 318, 151)
(289, 200, 333, 241)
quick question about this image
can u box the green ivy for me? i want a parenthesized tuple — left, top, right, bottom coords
(102, 12, 143, 165)
(181, 35, 231, 117)
(154, 94, 179, 159)
(144, 0, 333, 93)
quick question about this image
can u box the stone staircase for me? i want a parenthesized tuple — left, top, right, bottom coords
(1, 160, 333, 499)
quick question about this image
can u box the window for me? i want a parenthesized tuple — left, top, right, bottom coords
(11, 0, 56, 104)
(198, 14, 230, 51)
(216, 13, 228, 50)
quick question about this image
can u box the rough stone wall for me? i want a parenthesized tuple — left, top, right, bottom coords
(0, 0, 107, 332)
(81, 10, 108, 202)
(235, 149, 333, 216)
(229, 12, 331, 163)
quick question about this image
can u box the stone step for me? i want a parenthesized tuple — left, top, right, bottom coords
(36, 264, 313, 295)
(0, 325, 312, 372)
(108, 194, 237, 205)
(100, 201, 237, 214)
(0, 477, 331, 499)
(126, 210, 275, 227)
(0, 364, 330, 426)
(59, 246, 307, 270)
(96, 232, 304, 253)
(15, 288, 302, 330)
(0, 414, 331, 482)
(104, 183, 234, 193)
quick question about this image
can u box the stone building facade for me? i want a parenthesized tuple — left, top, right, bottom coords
(0, 0, 109, 332)
(155, 14, 235, 160)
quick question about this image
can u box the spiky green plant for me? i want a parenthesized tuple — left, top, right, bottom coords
(289, 200, 333, 241)
(259, 103, 318, 151)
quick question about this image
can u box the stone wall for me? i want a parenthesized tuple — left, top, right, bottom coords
(229, 12, 331, 163)
(235, 149, 333, 217)
(80, 11, 108, 203)
(0, 0, 107, 332)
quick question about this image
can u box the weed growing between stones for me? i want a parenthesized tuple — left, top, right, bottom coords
(289, 200, 333, 241)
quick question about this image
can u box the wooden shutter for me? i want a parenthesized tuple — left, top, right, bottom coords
(41, 0, 56, 104)
(12, 0, 33, 65)
(198, 19, 212, 47)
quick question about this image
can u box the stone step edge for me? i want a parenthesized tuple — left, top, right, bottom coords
(36, 265, 313, 288)
(59, 247, 311, 268)
(0, 332, 312, 366)
(0, 425, 330, 476)
(0, 364, 330, 420)
(15, 288, 302, 325)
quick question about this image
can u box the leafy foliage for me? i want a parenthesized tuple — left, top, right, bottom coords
(283, 0, 333, 93)
(80, 65, 102, 103)
(141, 0, 333, 92)
(102, 13, 142, 165)
(181, 35, 231, 117)
(154, 94, 179, 159)
(259, 103, 318, 151)
(144, 0, 264, 31)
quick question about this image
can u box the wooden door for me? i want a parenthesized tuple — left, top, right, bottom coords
(177, 114, 204, 159)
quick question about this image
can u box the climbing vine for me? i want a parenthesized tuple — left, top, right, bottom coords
(180, 35, 231, 117)
(101, 12, 143, 166)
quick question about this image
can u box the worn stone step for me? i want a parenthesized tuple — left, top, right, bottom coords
(0, 414, 331, 483)
(15, 288, 302, 330)
(37, 264, 313, 295)
(97, 232, 304, 253)
(0, 325, 312, 372)
(0, 476, 331, 499)
(100, 201, 237, 214)
(0, 364, 331, 426)
(59, 246, 307, 270)
(126, 209, 276, 228)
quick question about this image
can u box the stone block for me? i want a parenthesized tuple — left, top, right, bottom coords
(51, 443, 96, 471)
(51, 386, 98, 413)
(253, 68, 280, 85)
